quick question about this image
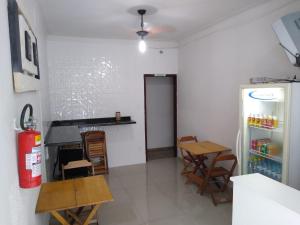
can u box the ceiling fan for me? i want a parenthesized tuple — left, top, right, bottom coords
(134, 8, 175, 53)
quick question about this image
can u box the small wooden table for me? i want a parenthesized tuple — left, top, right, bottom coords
(179, 141, 231, 183)
(179, 141, 231, 156)
(36, 176, 113, 225)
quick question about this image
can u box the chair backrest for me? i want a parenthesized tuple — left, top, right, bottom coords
(84, 131, 106, 142)
(83, 131, 106, 160)
(210, 154, 238, 176)
(177, 136, 198, 158)
(177, 136, 198, 144)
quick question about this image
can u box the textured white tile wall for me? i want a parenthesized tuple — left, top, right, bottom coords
(47, 37, 178, 167)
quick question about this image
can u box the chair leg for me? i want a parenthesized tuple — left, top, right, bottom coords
(181, 164, 189, 175)
(221, 176, 230, 192)
(91, 165, 95, 176)
(200, 178, 209, 195)
(204, 183, 218, 206)
(182, 162, 195, 175)
(62, 166, 65, 180)
(210, 192, 218, 206)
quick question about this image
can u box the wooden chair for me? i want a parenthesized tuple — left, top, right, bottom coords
(60, 144, 95, 180)
(83, 131, 109, 174)
(177, 136, 207, 175)
(198, 154, 237, 205)
(62, 160, 95, 180)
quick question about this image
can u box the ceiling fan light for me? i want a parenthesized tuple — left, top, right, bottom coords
(136, 30, 149, 37)
(138, 39, 147, 53)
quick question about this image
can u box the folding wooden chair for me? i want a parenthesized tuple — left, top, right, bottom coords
(83, 131, 109, 174)
(60, 144, 95, 180)
(62, 160, 95, 180)
(198, 154, 237, 205)
(177, 136, 207, 175)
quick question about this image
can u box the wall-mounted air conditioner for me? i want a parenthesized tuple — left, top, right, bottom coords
(272, 11, 300, 67)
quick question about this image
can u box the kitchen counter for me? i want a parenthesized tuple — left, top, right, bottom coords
(44, 125, 82, 147)
(44, 116, 136, 146)
(51, 116, 136, 127)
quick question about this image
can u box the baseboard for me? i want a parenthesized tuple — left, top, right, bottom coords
(147, 146, 175, 152)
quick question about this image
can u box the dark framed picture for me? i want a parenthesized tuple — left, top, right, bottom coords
(7, 0, 40, 92)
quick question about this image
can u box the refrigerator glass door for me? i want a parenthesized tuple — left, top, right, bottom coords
(241, 87, 285, 182)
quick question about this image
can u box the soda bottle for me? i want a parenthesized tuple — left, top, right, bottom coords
(273, 116, 278, 128)
(267, 115, 273, 128)
(248, 160, 253, 173)
(261, 144, 267, 155)
(248, 114, 252, 126)
(256, 158, 263, 174)
(255, 114, 261, 127)
(251, 139, 257, 150)
(251, 115, 256, 127)
(262, 114, 267, 128)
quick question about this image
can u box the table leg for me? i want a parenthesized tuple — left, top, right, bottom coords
(186, 152, 206, 175)
(66, 209, 84, 225)
(51, 211, 71, 225)
(68, 207, 85, 225)
(53, 147, 61, 179)
(50, 205, 99, 225)
(185, 152, 206, 185)
(82, 204, 100, 225)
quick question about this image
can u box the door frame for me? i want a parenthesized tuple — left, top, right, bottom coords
(144, 74, 177, 161)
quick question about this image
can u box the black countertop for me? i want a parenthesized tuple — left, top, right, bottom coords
(44, 116, 136, 147)
(44, 125, 82, 147)
(51, 116, 136, 127)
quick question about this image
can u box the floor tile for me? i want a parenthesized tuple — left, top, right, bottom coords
(147, 214, 199, 225)
(97, 157, 232, 225)
(98, 201, 144, 225)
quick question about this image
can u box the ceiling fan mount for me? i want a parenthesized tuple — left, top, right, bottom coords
(136, 9, 149, 38)
(137, 9, 146, 16)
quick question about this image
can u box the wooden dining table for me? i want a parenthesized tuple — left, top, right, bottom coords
(35, 175, 113, 225)
(179, 141, 231, 156)
(179, 141, 231, 183)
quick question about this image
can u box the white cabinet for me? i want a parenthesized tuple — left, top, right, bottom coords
(231, 174, 300, 225)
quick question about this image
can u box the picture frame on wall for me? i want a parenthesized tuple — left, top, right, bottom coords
(7, 0, 40, 93)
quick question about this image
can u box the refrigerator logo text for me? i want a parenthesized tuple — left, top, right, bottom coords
(249, 91, 277, 101)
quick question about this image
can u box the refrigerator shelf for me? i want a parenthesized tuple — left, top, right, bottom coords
(249, 149, 282, 163)
(248, 125, 282, 132)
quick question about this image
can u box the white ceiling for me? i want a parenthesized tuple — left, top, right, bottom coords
(38, 0, 270, 42)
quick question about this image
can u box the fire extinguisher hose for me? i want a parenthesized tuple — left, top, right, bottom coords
(20, 104, 33, 130)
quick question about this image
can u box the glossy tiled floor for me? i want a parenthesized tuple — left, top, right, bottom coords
(98, 158, 232, 225)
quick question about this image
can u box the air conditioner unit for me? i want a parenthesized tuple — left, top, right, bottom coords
(272, 11, 300, 66)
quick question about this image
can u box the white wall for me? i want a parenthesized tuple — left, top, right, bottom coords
(0, 0, 50, 225)
(47, 36, 178, 167)
(178, 0, 300, 153)
(146, 77, 174, 149)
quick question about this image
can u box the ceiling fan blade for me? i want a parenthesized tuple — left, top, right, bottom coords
(146, 25, 176, 35)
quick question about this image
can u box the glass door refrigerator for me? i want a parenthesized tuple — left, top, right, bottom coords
(237, 83, 300, 189)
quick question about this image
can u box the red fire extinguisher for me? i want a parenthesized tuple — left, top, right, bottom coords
(18, 104, 42, 188)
